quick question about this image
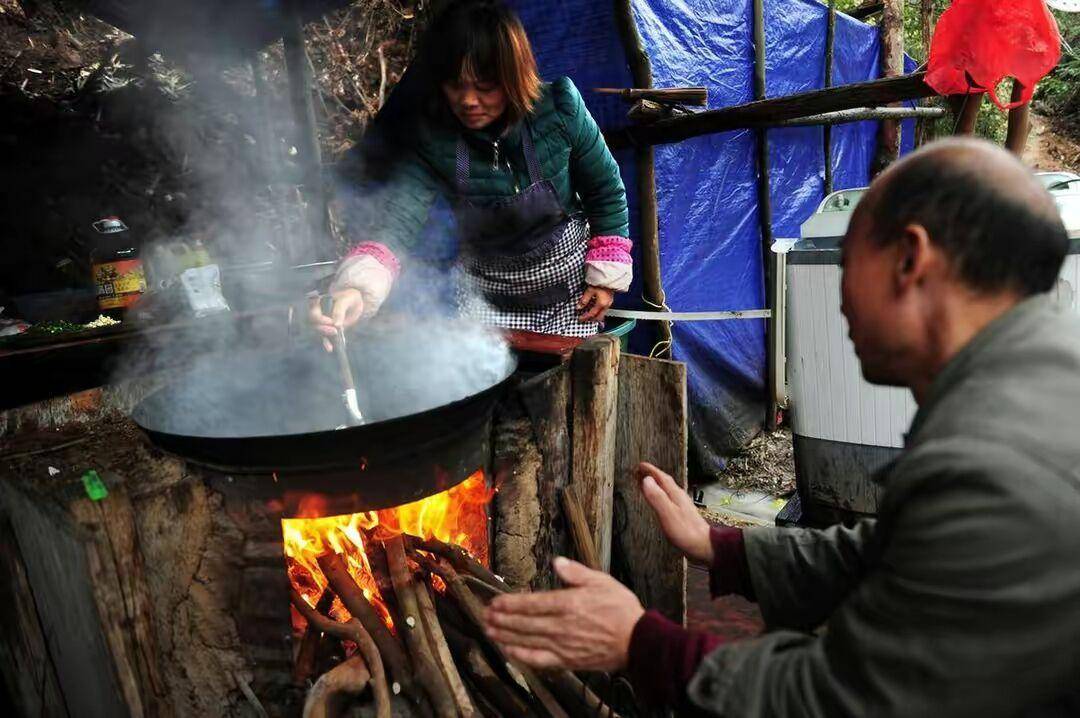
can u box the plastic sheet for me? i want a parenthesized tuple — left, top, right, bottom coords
(505, 1, 913, 468)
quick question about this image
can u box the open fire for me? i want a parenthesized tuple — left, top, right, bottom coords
(282, 470, 492, 632)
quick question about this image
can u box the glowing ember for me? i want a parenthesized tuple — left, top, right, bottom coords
(282, 470, 492, 631)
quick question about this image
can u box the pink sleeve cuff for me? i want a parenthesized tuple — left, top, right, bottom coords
(585, 235, 633, 264)
(346, 241, 401, 279)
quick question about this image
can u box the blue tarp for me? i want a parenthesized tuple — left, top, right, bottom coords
(509, 0, 916, 470)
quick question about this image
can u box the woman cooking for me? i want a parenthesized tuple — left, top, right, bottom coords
(311, 0, 632, 343)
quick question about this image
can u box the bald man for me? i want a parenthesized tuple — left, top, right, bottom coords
(484, 139, 1080, 717)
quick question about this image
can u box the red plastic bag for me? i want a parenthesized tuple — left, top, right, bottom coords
(926, 0, 1062, 110)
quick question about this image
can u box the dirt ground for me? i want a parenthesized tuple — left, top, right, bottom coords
(1025, 111, 1080, 173)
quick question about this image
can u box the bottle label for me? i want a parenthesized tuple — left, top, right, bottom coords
(93, 259, 147, 309)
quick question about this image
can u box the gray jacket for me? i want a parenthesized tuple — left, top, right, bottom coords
(688, 296, 1080, 717)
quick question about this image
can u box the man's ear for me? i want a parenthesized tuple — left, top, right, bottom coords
(895, 223, 933, 290)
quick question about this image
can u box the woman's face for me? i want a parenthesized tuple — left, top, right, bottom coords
(442, 75, 508, 130)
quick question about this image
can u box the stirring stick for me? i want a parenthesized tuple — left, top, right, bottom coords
(331, 328, 365, 426)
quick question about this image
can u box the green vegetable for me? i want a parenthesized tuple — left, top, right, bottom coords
(25, 320, 83, 336)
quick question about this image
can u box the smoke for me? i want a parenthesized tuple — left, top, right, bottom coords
(116, 48, 515, 440)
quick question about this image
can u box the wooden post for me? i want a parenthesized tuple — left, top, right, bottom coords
(873, 0, 904, 176)
(950, 91, 982, 136)
(753, 0, 779, 431)
(1005, 81, 1031, 156)
(614, 0, 673, 358)
(570, 335, 619, 572)
(914, 0, 936, 147)
(282, 2, 332, 262)
(823, 0, 837, 194)
(612, 354, 688, 624)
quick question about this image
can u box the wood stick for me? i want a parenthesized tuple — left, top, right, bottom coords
(317, 552, 411, 697)
(417, 581, 479, 717)
(429, 557, 622, 718)
(404, 534, 507, 591)
(290, 590, 391, 718)
(423, 556, 570, 718)
(560, 486, 601, 571)
(294, 589, 337, 685)
(302, 654, 370, 718)
(546, 672, 622, 718)
(440, 620, 536, 718)
(462, 575, 508, 599)
(384, 536, 458, 718)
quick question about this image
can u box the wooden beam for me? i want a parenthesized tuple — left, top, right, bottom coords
(605, 72, 936, 150)
(613, 0, 672, 357)
(612, 354, 688, 624)
(569, 335, 619, 572)
(873, 0, 904, 176)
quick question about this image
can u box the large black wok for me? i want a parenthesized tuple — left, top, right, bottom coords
(131, 321, 517, 512)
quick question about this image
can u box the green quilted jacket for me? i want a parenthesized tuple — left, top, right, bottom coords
(340, 76, 629, 258)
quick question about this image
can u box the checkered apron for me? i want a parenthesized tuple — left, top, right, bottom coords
(452, 124, 597, 338)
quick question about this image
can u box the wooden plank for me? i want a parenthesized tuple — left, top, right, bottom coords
(612, 354, 688, 625)
(518, 364, 573, 590)
(570, 336, 619, 573)
(68, 476, 165, 715)
(492, 388, 545, 590)
(605, 72, 935, 150)
(0, 480, 130, 717)
(0, 515, 68, 717)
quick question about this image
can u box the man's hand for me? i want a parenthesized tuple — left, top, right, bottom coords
(578, 286, 615, 323)
(637, 462, 714, 566)
(308, 289, 365, 352)
(484, 557, 644, 672)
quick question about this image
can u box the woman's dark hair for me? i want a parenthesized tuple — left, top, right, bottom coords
(416, 0, 542, 125)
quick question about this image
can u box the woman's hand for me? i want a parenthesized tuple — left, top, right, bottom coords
(578, 286, 615, 322)
(637, 462, 714, 566)
(308, 289, 365, 352)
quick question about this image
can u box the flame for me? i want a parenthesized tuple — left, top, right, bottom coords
(282, 470, 492, 631)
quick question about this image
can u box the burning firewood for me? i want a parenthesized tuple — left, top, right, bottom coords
(384, 535, 460, 718)
(317, 551, 413, 698)
(294, 589, 338, 686)
(302, 654, 371, 718)
(404, 533, 508, 591)
(438, 617, 536, 718)
(416, 580, 480, 717)
(290, 589, 391, 718)
(416, 554, 569, 718)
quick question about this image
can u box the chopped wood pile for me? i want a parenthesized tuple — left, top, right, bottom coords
(290, 532, 622, 718)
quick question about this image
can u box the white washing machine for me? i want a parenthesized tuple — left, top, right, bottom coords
(786, 175, 1080, 522)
